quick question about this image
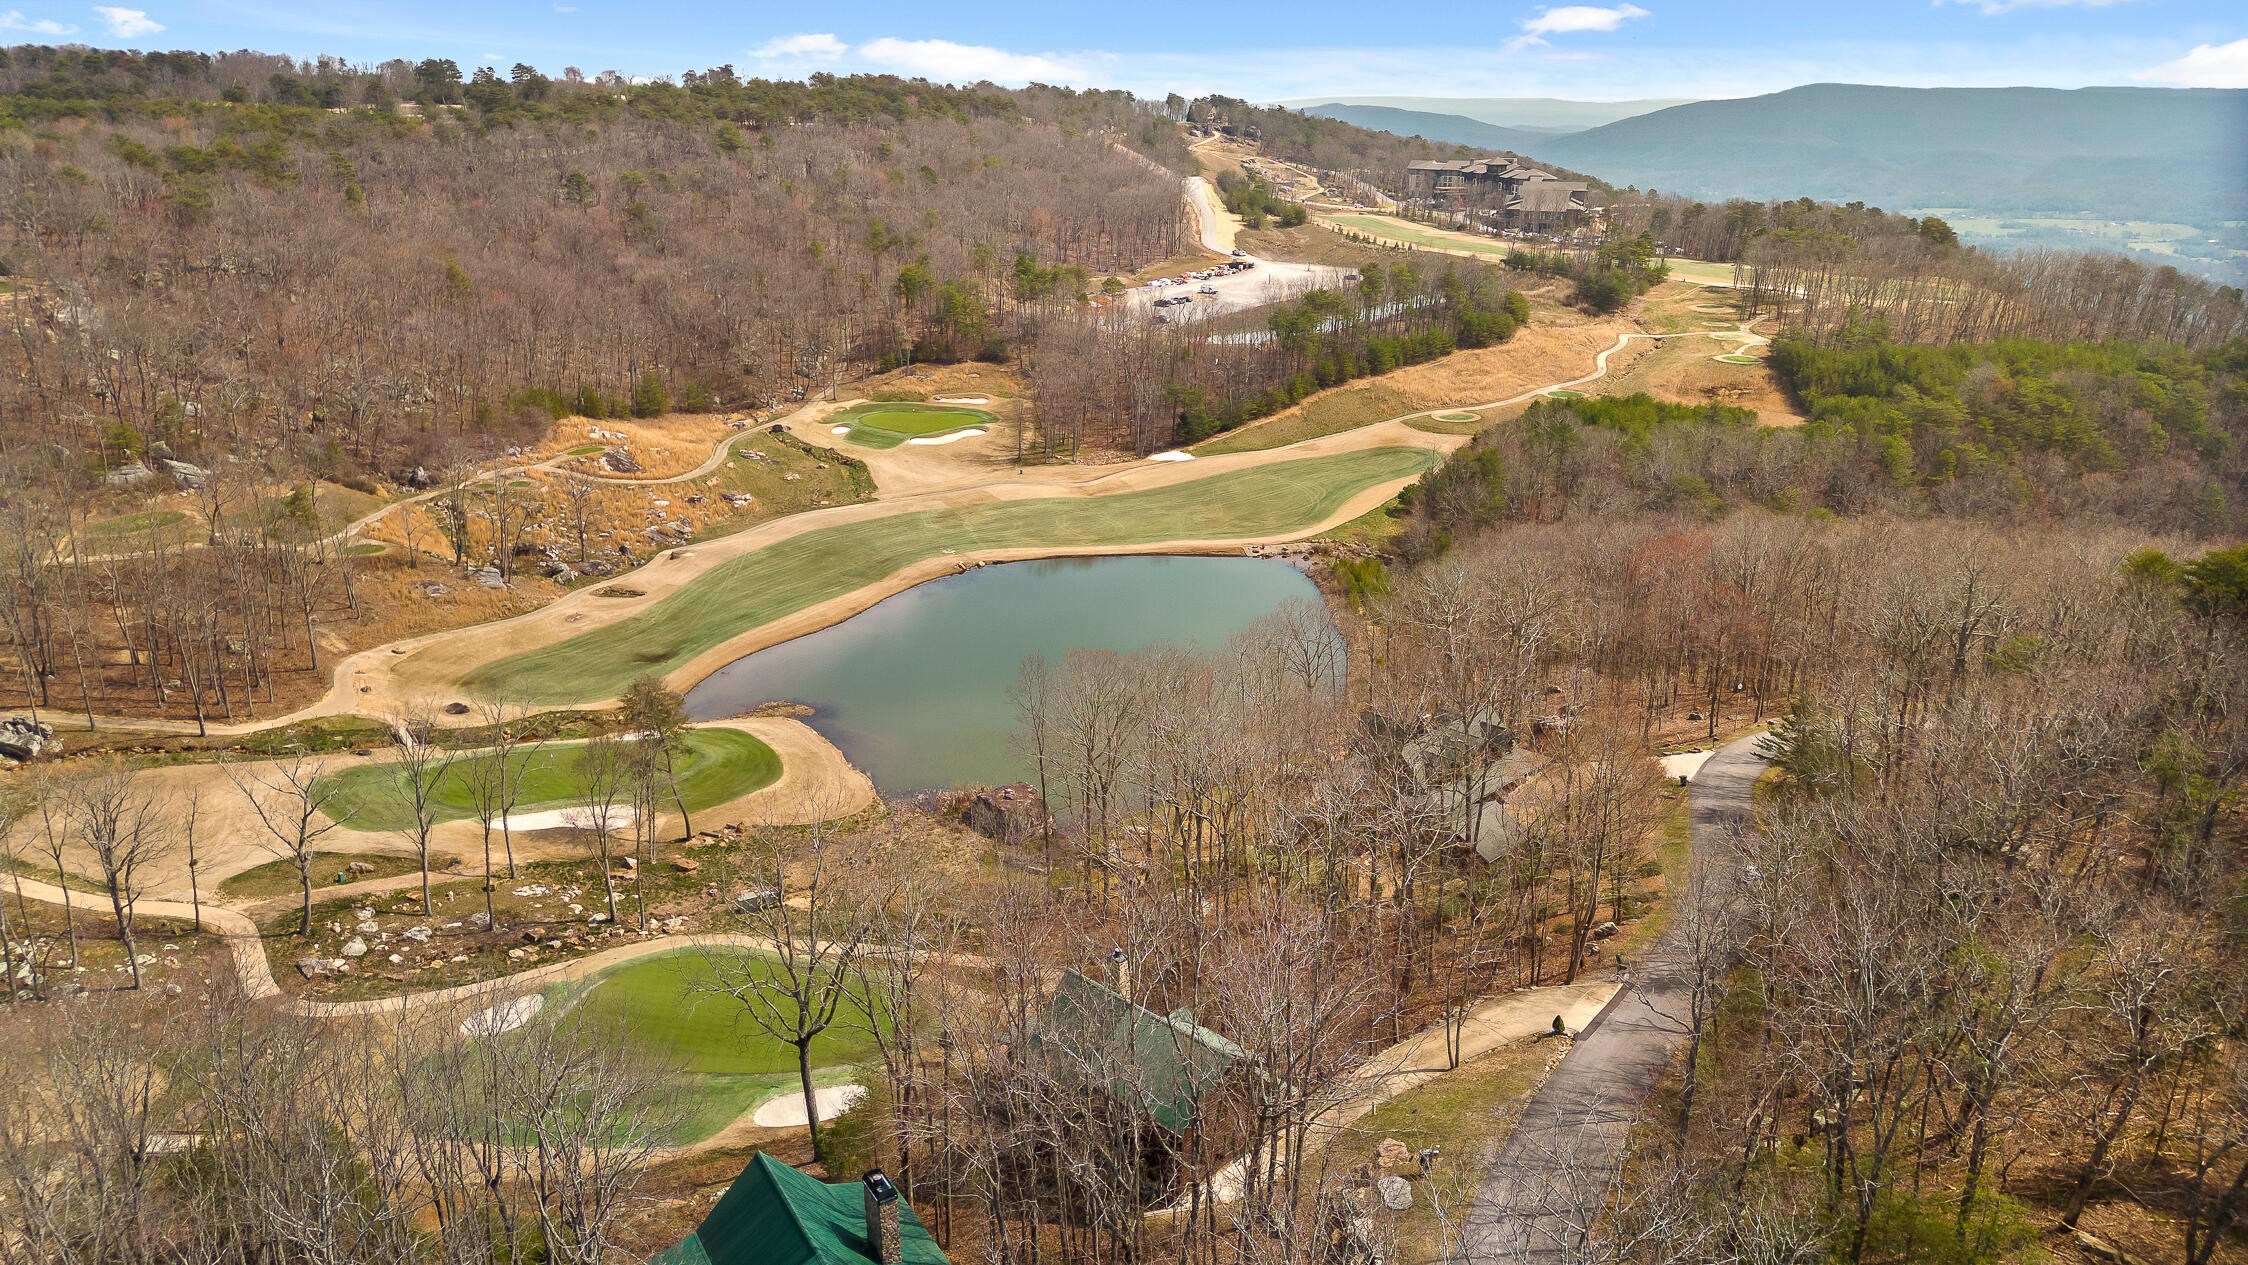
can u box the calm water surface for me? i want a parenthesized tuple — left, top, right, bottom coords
(684, 555, 1333, 792)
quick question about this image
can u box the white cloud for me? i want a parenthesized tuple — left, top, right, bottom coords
(1520, 3, 1651, 36)
(751, 32, 846, 61)
(2132, 37, 2248, 88)
(855, 36, 1080, 84)
(93, 5, 160, 37)
(0, 9, 77, 33)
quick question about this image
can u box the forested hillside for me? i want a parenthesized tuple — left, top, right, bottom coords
(0, 48, 1191, 478)
(1385, 337, 2245, 560)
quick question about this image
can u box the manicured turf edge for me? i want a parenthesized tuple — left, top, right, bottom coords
(459, 446, 1440, 705)
(830, 401, 999, 449)
(316, 727, 781, 832)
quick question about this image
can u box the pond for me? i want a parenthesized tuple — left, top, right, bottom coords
(684, 555, 1335, 792)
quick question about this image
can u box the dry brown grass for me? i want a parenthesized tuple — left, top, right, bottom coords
(544, 412, 746, 480)
(1602, 336, 1804, 427)
(1192, 316, 1636, 456)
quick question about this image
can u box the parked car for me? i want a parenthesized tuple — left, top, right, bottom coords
(1230, 248, 1248, 257)
(1199, 285, 1219, 295)
(1344, 272, 1361, 281)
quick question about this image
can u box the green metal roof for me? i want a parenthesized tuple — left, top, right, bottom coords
(1036, 970, 1249, 1134)
(651, 1153, 948, 1265)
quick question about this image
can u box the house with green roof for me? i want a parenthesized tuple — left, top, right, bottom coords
(1034, 968, 1255, 1138)
(651, 1155, 946, 1265)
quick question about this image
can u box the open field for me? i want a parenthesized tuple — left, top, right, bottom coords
(827, 401, 999, 449)
(456, 445, 1439, 705)
(316, 727, 782, 832)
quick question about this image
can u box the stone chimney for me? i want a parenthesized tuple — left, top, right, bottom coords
(862, 1170, 902, 1265)
(1107, 946, 1129, 998)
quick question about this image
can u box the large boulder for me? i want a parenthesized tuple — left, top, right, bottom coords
(0, 717, 57, 763)
(965, 782, 1051, 846)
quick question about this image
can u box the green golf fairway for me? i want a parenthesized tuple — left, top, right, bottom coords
(558, 949, 884, 1075)
(459, 445, 1439, 705)
(832, 401, 997, 449)
(317, 727, 779, 832)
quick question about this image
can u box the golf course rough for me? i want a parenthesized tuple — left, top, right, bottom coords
(318, 727, 781, 831)
(461, 445, 1441, 706)
(831, 401, 998, 449)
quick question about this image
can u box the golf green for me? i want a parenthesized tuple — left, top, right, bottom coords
(558, 949, 883, 1075)
(1717, 354, 1759, 364)
(1546, 390, 1585, 399)
(832, 402, 996, 449)
(459, 445, 1440, 705)
(317, 727, 780, 832)
(1431, 411, 1481, 423)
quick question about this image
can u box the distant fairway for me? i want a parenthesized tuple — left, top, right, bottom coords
(831, 401, 995, 449)
(318, 727, 780, 831)
(461, 445, 1440, 705)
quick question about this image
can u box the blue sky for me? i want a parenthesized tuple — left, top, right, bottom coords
(3, 0, 2244, 98)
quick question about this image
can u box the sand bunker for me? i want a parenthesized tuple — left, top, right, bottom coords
(752, 1084, 866, 1128)
(495, 805, 638, 832)
(1147, 451, 1196, 463)
(831, 425, 852, 435)
(461, 994, 544, 1037)
(906, 428, 986, 446)
(934, 395, 991, 405)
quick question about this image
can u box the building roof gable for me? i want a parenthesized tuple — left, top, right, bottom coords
(652, 1154, 949, 1265)
(1037, 970, 1249, 1133)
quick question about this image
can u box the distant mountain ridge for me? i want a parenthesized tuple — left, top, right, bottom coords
(1297, 105, 1553, 154)
(1281, 95, 1695, 131)
(1531, 85, 2245, 220)
(1304, 85, 2248, 282)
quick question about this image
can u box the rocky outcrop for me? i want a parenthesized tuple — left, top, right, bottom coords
(966, 782, 1052, 846)
(0, 716, 56, 763)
